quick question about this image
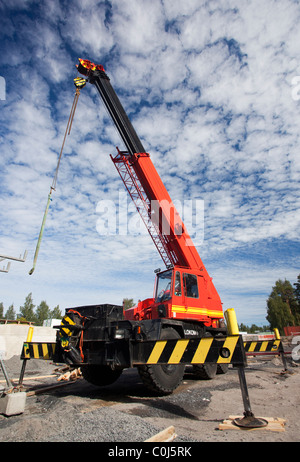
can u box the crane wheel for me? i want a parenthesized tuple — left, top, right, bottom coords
(217, 364, 229, 374)
(192, 332, 221, 379)
(192, 363, 217, 380)
(81, 365, 123, 386)
(137, 327, 185, 395)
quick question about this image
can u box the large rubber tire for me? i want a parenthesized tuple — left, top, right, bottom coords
(81, 365, 123, 386)
(137, 327, 185, 395)
(192, 331, 219, 380)
(217, 364, 229, 374)
(192, 363, 217, 380)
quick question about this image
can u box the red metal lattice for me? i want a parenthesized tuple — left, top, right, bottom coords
(110, 148, 175, 268)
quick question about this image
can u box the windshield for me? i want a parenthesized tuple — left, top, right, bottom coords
(155, 270, 172, 303)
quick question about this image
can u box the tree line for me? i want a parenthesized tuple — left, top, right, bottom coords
(238, 323, 271, 333)
(1, 275, 299, 332)
(240, 275, 300, 334)
(0, 293, 62, 326)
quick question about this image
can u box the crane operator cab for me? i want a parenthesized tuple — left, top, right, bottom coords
(125, 266, 224, 329)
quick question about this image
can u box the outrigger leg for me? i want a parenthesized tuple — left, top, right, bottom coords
(225, 309, 268, 429)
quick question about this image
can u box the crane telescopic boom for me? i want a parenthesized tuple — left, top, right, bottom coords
(77, 58, 223, 325)
(78, 59, 206, 270)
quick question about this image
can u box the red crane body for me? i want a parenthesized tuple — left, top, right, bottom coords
(77, 59, 223, 329)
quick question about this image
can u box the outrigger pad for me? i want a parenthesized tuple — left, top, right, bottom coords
(233, 413, 268, 428)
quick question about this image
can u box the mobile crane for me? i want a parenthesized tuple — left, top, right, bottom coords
(22, 59, 246, 395)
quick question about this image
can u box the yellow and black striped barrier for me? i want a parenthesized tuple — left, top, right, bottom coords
(20, 335, 246, 367)
(21, 336, 284, 366)
(242, 337, 287, 370)
(132, 335, 246, 366)
(243, 339, 281, 355)
(21, 342, 56, 360)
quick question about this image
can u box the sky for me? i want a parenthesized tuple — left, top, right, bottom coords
(0, 0, 300, 327)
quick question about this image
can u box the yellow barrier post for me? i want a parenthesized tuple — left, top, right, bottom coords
(273, 328, 288, 371)
(224, 308, 240, 335)
(26, 326, 34, 342)
(224, 308, 268, 428)
(18, 326, 34, 386)
(274, 328, 280, 340)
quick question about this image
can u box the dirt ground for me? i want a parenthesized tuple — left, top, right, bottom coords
(0, 351, 299, 444)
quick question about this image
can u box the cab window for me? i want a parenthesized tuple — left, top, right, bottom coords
(174, 271, 182, 296)
(183, 273, 199, 298)
(155, 270, 172, 303)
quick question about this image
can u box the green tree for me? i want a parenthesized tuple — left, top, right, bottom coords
(293, 274, 300, 324)
(35, 300, 50, 326)
(266, 279, 297, 334)
(50, 305, 62, 319)
(123, 298, 135, 310)
(4, 304, 16, 320)
(239, 323, 249, 332)
(239, 323, 271, 333)
(294, 274, 300, 300)
(18, 293, 36, 323)
(0, 302, 4, 318)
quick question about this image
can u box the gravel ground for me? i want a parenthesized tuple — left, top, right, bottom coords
(0, 357, 196, 442)
(0, 352, 299, 443)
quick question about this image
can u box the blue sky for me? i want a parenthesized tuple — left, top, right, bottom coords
(0, 0, 300, 326)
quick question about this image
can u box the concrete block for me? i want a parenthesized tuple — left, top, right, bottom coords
(0, 325, 57, 360)
(0, 392, 26, 416)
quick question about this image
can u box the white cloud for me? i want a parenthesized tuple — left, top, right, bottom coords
(112, 0, 164, 54)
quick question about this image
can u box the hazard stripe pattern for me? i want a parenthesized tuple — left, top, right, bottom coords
(142, 336, 242, 365)
(243, 340, 281, 353)
(60, 315, 76, 337)
(21, 342, 56, 360)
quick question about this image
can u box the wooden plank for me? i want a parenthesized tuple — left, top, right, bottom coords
(0, 374, 56, 383)
(219, 416, 286, 432)
(144, 426, 177, 442)
(26, 378, 81, 396)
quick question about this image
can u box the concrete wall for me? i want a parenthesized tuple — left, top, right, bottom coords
(0, 325, 57, 360)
